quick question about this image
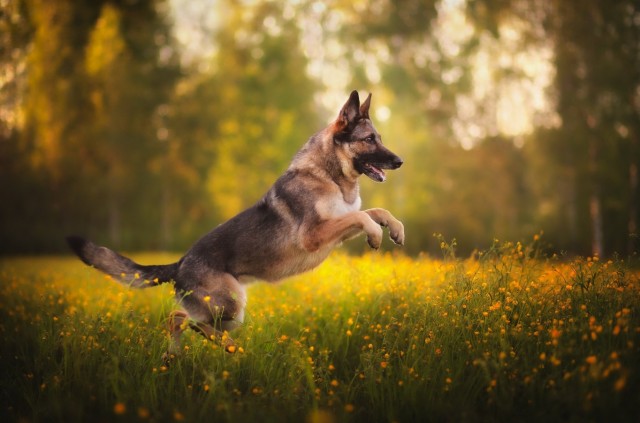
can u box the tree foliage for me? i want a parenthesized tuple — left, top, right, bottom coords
(0, 0, 638, 256)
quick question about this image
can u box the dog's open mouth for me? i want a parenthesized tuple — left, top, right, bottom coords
(354, 152, 403, 183)
(362, 163, 387, 182)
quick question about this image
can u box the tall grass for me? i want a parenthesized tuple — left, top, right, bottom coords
(1, 239, 639, 422)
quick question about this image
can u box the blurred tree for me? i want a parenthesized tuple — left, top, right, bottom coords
(180, 0, 319, 221)
(1, 0, 637, 257)
(527, 0, 639, 256)
(22, 0, 101, 174)
(3, 0, 104, 252)
(551, 0, 640, 255)
(0, 0, 31, 140)
(2, 0, 179, 252)
(85, 3, 131, 246)
(83, 0, 180, 248)
(0, 0, 33, 252)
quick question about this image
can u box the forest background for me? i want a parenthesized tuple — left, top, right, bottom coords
(1, 0, 638, 257)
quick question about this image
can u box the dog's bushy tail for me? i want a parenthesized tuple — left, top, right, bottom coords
(66, 236, 179, 288)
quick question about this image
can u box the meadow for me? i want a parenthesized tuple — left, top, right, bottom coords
(1, 237, 639, 422)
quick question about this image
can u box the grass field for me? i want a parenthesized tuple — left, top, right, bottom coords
(1, 238, 639, 422)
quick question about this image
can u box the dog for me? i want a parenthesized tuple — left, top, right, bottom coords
(67, 90, 404, 354)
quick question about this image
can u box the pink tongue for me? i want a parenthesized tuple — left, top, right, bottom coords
(371, 165, 386, 181)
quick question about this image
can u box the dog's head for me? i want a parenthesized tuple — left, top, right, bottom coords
(332, 91, 403, 182)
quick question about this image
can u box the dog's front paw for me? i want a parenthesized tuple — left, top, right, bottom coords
(389, 220, 405, 246)
(366, 224, 383, 249)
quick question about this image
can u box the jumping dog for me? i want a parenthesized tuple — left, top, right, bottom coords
(67, 90, 404, 353)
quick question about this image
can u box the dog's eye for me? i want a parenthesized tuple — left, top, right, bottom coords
(364, 135, 376, 143)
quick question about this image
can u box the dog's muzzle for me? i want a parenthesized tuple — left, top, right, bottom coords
(358, 154, 403, 183)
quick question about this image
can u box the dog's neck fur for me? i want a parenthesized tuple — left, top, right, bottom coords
(290, 127, 360, 205)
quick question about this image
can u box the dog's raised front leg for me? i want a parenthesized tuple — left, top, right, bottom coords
(303, 211, 383, 251)
(364, 208, 405, 246)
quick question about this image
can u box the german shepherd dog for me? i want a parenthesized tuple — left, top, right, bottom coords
(67, 90, 404, 354)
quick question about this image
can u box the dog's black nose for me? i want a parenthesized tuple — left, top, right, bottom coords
(392, 156, 403, 169)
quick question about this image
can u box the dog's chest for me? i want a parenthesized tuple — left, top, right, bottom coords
(317, 189, 362, 219)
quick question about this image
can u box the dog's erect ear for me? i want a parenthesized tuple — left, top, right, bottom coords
(359, 93, 372, 119)
(337, 90, 361, 128)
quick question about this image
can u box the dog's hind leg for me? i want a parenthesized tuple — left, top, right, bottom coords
(178, 271, 247, 352)
(162, 309, 189, 363)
